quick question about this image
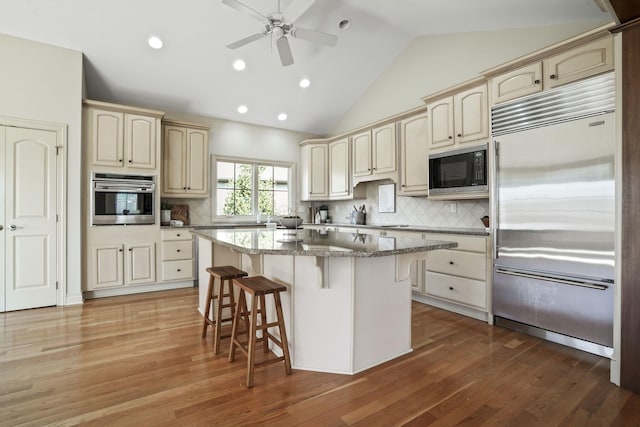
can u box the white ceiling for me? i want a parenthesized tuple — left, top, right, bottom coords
(0, 0, 610, 135)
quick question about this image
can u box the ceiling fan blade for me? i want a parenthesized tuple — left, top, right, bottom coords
(227, 32, 267, 49)
(291, 27, 337, 47)
(276, 36, 294, 66)
(222, 0, 268, 22)
(283, 0, 315, 23)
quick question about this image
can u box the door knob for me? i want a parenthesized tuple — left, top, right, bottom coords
(9, 225, 23, 231)
(0, 225, 3, 231)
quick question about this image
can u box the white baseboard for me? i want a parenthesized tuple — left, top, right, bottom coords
(84, 281, 194, 299)
(64, 293, 84, 306)
(412, 292, 489, 323)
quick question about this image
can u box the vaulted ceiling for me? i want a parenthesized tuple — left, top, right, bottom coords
(0, 0, 611, 134)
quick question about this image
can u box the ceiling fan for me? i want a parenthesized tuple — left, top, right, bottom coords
(222, 0, 338, 66)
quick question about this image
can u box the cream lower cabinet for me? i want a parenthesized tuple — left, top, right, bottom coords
(92, 242, 156, 289)
(161, 229, 194, 281)
(162, 121, 210, 198)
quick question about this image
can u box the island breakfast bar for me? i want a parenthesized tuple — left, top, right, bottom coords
(192, 227, 456, 375)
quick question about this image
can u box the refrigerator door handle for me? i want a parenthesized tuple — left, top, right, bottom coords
(495, 267, 609, 291)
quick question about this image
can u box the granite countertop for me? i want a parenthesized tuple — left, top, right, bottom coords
(306, 223, 489, 236)
(192, 227, 457, 257)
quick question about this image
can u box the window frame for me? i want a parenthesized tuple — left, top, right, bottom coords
(211, 155, 297, 222)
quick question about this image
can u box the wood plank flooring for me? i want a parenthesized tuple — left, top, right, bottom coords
(1, 288, 639, 426)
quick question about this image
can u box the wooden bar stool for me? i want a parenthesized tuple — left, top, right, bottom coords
(229, 276, 292, 388)
(201, 266, 248, 354)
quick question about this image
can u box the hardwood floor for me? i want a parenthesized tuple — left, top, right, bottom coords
(1, 288, 639, 426)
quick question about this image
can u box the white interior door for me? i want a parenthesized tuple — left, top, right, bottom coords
(0, 127, 5, 312)
(4, 126, 58, 311)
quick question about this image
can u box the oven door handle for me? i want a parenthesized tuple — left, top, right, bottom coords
(94, 184, 154, 192)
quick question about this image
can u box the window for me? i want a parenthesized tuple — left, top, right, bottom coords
(214, 158, 293, 218)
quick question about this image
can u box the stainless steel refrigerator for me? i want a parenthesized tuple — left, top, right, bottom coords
(492, 72, 615, 356)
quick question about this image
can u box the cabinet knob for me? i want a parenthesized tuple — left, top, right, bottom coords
(119, 248, 123, 252)
(449, 286, 454, 291)
(129, 248, 132, 251)
(457, 134, 461, 137)
(534, 79, 541, 84)
(550, 74, 556, 80)
(176, 234, 181, 237)
(177, 269, 181, 272)
(119, 159, 123, 162)
(448, 136, 452, 139)
(401, 184, 405, 187)
(177, 249, 181, 252)
(187, 187, 191, 190)
(449, 261, 454, 265)
(183, 187, 187, 190)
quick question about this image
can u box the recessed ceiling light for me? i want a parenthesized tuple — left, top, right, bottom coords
(233, 59, 246, 71)
(299, 78, 311, 88)
(338, 19, 351, 31)
(148, 36, 164, 49)
(278, 113, 288, 121)
(237, 105, 248, 114)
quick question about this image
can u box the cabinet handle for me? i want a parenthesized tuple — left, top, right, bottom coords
(534, 79, 540, 84)
(457, 133, 462, 137)
(129, 248, 132, 252)
(448, 136, 452, 139)
(550, 74, 556, 80)
(449, 286, 454, 291)
(119, 248, 123, 252)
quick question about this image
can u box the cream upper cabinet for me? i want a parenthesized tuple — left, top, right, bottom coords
(372, 123, 397, 174)
(161, 121, 210, 198)
(426, 98, 454, 150)
(300, 141, 329, 201)
(352, 131, 372, 177)
(490, 62, 543, 105)
(489, 36, 613, 105)
(453, 84, 489, 145)
(543, 36, 613, 89)
(352, 123, 398, 183)
(398, 112, 429, 196)
(329, 137, 350, 198)
(85, 101, 162, 171)
(427, 84, 488, 150)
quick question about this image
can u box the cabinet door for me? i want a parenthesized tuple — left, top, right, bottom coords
(491, 62, 543, 104)
(398, 113, 428, 195)
(308, 144, 328, 198)
(93, 244, 124, 289)
(162, 125, 187, 195)
(126, 243, 156, 285)
(427, 98, 454, 149)
(91, 109, 124, 167)
(186, 128, 208, 195)
(454, 84, 488, 144)
(329, 138, 350, 198)
(543, 36, 613, 89)
(372, 123, 397, 174)
(352, 131, 372, 177)
(125, 114, 157, 169)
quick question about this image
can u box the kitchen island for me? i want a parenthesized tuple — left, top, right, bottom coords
(192, 227, 456, 374)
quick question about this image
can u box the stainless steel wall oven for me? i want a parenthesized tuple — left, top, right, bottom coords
(92, 173, 156, 225)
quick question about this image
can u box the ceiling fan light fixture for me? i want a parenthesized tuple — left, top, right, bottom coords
(147, 36, 164, 49)
(278, 113, 288, 121)
(237, 105, 248, 114)
(233, 59, 246, 71)
(299, 78, 311, 88)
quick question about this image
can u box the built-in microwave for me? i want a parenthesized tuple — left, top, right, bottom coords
(92, 173, 156, 225)
(429, 143, 488, 195)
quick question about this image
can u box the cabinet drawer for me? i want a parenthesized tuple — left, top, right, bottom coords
(162, 260, 194, 281)
(425, 271, 486, 309)
(423, 234, 486, 253)
(162, 241, 193, 261)
(426, 249, 486, 281)
(161, 229, 192, 241)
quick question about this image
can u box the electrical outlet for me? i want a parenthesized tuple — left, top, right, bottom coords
(450, 202, 457, 213)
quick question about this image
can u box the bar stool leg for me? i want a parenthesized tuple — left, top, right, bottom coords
(229, 289, 243, 363)
(274, 291, 292, 375)
(246, 294, 259, 388)
(201, 274, 216, 338)
(213, 278, 229, 354)
(259, 294, 269, 354)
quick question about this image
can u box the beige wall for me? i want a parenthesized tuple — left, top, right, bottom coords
(0, 33, 84, 304)
(332, 22, 599, 134)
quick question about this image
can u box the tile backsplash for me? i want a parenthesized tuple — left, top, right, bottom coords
(308, 182, 489, 229)
(165, 181, 489, 229)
